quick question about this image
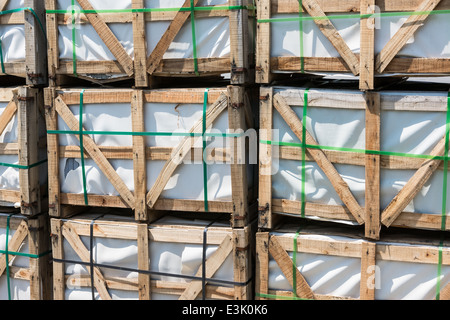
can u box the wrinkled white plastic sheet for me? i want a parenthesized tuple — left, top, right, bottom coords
(268, 226, 450, 300)
(271, 87, 450, 226)
(61, 214, 234, 300)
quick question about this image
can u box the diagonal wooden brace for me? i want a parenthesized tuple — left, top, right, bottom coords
(273, 93, 365, 224)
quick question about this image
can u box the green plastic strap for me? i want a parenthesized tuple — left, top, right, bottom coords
(79, 89, 88, 205)
(301, 89, 309, 218)
(0, 38, 5, 75)
(3, 213, 52, 300)
(292, 227, 302, 298)
(0, 159, 48, 170)
(203, 89, 209, 211)
(71, 0, 78, 76)
(258, 9, 450, 24)
(261, 140, 450, 162)
(298, 1, 304, 73)
(255, 292, 310, 300)
(436, 239, 444, 300)
(190, 0, 199, 76)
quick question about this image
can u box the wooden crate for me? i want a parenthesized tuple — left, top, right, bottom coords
(45, 86, 257, 227)
(256, 0, 450, 89)
(0, 213, 52, 300)
(259, 85, 450, 239)
(0, 1, 47, 86)
(51, 211, 255, 300)
(0, 86, 47, 216)
(46, 0, 254, 87)
(256, 220, 450, 300)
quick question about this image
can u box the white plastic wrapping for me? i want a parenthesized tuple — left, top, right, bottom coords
(271, 87, 449, 226)
(267, 226, 450, 300)
(62, 214, 235, 300)
(57, 0, 231, 63)
(0, 214, 31, 300)
(57, 90, 253, 202)
(0, 0, 26, 64)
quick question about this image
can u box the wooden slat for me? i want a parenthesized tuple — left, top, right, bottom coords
(229, 0, 250, 84)
(179, 235, 234, 300)
(132, 0, 148, 87)
(376, 0, 442, 73)
(359, 0, 375, 90)
(256, 0, 272, 83)
(273, 93, 365, 224)
(146, 94, 228, 208)
(259, 88, 274, 229)
(301, 0, 360, 75)
(61, 224, 112, 300)
(146, 0, 200, 75)
(269, 235, 315, 300)
(0, 220, 28, 278)
(0, 0, 9, 11)
(76, 0, 134, 76)
(365, 92, 381, 240)
(0, 97, 17, 137)
(255, 232, 270, 300)
(54, 96, 136, 209)
(228, 86, 249, 227)
(381, 134, 447, 227)
(137, 224, 150, 300)
(360, 242, 377, 300)
(131, 90, 147, 221)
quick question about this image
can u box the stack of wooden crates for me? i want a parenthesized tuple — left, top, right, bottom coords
(45, 0, 257, 300)
(0, 0, 51, 300)
(255, 0, 449, 300)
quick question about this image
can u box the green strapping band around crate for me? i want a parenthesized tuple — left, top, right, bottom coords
(0, 7, 46, 75)
(2, 214, 51, 301)
(257, 9, 450, 24)
(298, 0, 304, 73)
(47, 4, 253, 77)
(301, 89, 309, 219)
(292, 227, 302, 298)
(47, 92, 244, 210)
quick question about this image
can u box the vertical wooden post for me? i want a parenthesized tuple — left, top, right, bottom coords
(233, 228, 252, 300)
(258, 87, 274, 229)
(256, 0, 272, 84)
(255, 232, 270, 300)
(45, 88, 61, 218)
(365, 92, 381, 240)
(360, 241, 377, 300)
(18, 87, 40, 216)
(229, 0, 250, 85)
(45, 0, 59, 87)
(132, 0, 149, 88)
(25, 0, 48, 86)
(132, 90, 148, 221)
(360, 0, 375, 90)
(228, 86, 249, 228)
(51, 219, 65, 300)
(137, 223, 150, 300)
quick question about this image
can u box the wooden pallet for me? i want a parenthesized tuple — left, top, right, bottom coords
(0, 1, 47, 86)
(51, 211, 255, 300)
(0, 86, 47, 216)
(45, 86, 257, 227)
(46, 0, 254, 87)
(256, 0, 450, 89)
(259, 86, 450, 239)
(0, 213, 52, 300)
(256, 221, 450, 300)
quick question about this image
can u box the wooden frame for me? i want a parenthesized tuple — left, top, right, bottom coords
(45, 86, 257, 227)
(256, 0, 450, 90)
(0, 86, 47, 216)
(51, 213, 255, 300)
(0, 0, 47, 86)
(46, 0, 254, 87)
(0, 213, 52, 300)
(256, 226, 450, 300)
(259, 86, 450, 239)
